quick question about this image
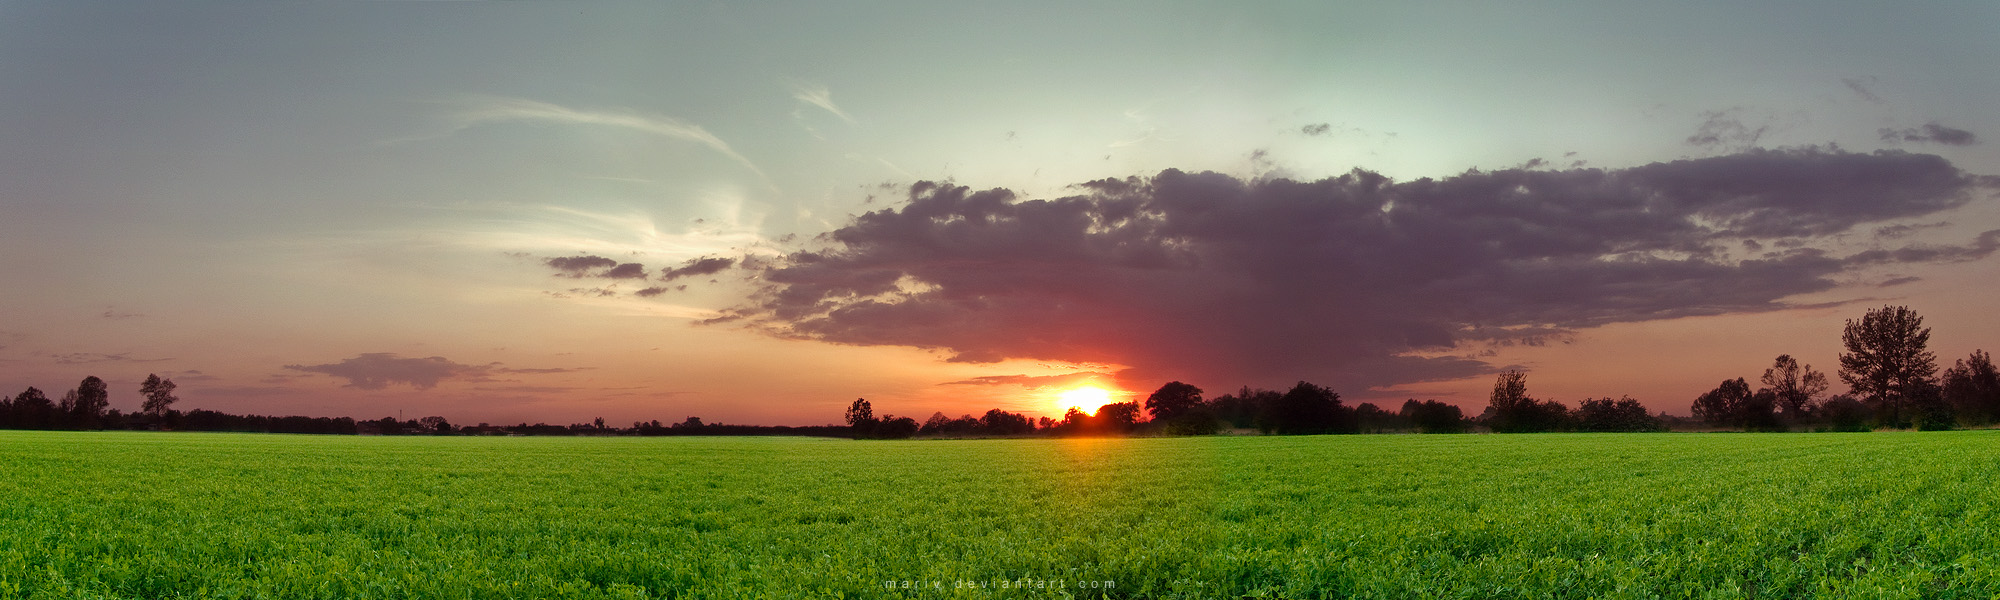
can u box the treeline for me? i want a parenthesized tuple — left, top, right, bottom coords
(847, 305, 1990, 438)
(0, 375, 845, 437)
(1687, 305, 2000, 432)
(842, 374, 1665, 439)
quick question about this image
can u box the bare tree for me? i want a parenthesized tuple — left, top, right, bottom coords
(1759, 355, 1827, 420)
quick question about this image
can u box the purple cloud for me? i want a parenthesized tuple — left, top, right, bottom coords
(706, 148, 1993, 395)
(1880, 122, 1978, 146)
(283, 353, 582, 390)
(661, 256, 736, 281)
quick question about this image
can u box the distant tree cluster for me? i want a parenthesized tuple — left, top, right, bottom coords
(1, 374, 361, 434)
(1687, 305, 1996, 432)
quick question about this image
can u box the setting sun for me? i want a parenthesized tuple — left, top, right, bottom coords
(1055, 386, 1115, 415)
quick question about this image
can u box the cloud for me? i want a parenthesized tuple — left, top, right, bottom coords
(940, 372, 1111, 388)
(283, 353, 582, 390)
(546, 255, 619, 277)
(1880, 122, 1979, 146)
(788, 82, 856, 124)
(707, 148, 1992, 395)
(602, 263, 649, 279)
(543, 255, 649, 281)
(50, 352, 172, 365)
(1842, 77, 1884, 104)
(447, 96, 765, 177)
(635, 287, 671, 297)
(1685, 109, 1769, 151)
(100, 308, 143, 320)
(660, 256, 736, 281)
(1300, 123, 1332, 136)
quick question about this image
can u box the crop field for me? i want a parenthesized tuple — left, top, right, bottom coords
(3, 431, 1999, 599)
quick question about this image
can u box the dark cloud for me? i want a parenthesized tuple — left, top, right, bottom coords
(545, 255, 618, 277)
(283, 353, 581, 390)
(1300, 123, 1332, 136)
(1880, 122, 1979, 146)
(1878, 276, 1921, 287)
(100, 308, 143, 320)
(602, 263, 649, 279)
(634, 287, 670, 297)
(661, 256, 736, 281)
(709, 148, 1992, 395)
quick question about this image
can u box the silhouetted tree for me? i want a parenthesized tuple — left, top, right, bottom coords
(1484, 371, 1568, 433)
(139, 374, 178, 417)
(1144, 381, 1220, 435)
(1838, 305, 1938, 428)
(844, 398, 878, 436)
(68, 376, 110, 429)
(1399, 399, 1466, 433)
(1759, 355, 1827, 421)
(978, 409, 1035, 435)
(1095, 402, 1142, 432)
(1574, 396, 1663, 432)
(1258, 381, 1352, 434)
(874, 415, 919, 439)
(1818, 394, 1871, 432)
(1353, 403, 1402, 433)
(419, 416, 452, 434)
(1691, 378, 1781, 431)
(1942, 350, 2000, 426)
(919, 412, 954, 435)
(1144, 382, 1204, 422)
(1208, 387, 1275, 429)
(9, 387, 55, 429)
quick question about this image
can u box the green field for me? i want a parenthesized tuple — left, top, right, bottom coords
(3, 431, 1999, 599)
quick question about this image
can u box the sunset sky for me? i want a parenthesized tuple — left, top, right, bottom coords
(4, 2, 1997, 426)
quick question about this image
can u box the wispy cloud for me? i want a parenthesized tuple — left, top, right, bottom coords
(428, 96, 767, 179)
(787, 82, 856, 124)
(49, 352, 172, 365)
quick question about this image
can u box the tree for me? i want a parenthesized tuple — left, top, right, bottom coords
(1144, 381, 1204, 422)
(1400, 399, 1466, 433)
(1818, 394, 1871, 432)
(844, 398, 878, 435)
(1258, 381, 1351, 435)
(1942, 350, 2000, 426)
(979, 409, 1035, 435)
(1691, 378, 1780, 431)
(1095, 402, 1142, 432)
(874, 415, 919, 438)
(1575, 396, 1662, 432)
(69, 376, 110, 429)
(139, 374, 179, 418)
(1759, 355, 1827, 421)
(1838, 305, 1938, 427)
(10, 387, 54, 429)
(422, 414, 454, 434)
(1209, 387, 1276, 429)
(1485, 371, 1567, 433)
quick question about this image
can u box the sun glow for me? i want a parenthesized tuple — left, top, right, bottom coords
(1055, 385, 1115, 415)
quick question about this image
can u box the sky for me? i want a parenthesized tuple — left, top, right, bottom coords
(3, 2, 1998, 426)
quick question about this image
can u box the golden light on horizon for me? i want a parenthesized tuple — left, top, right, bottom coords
(1054, 385, 1115, 415)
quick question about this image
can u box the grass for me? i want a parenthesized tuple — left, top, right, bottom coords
(2, 430, 1999, 598)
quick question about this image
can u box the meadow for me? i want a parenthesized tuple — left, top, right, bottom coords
(2, 430, 1998, 599)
